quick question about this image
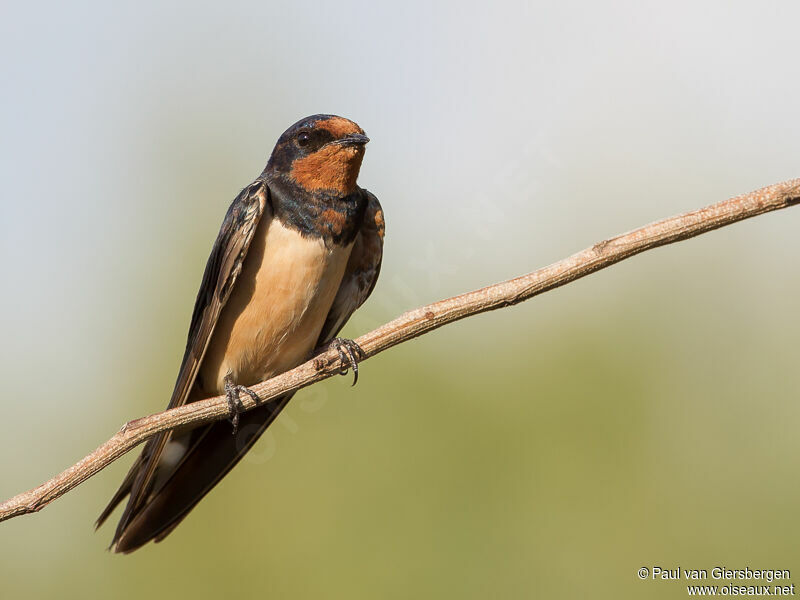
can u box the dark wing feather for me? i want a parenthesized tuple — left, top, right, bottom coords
(173, 180, 270, 413)
(111, 394, 296, 552)
(97, 180, 269, 537)
(318, 189, 384, 343)
(100, 187, 383, 553)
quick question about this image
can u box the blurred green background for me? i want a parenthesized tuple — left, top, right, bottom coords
(2, 1, 799, 598)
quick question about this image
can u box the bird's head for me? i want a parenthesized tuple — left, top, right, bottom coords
(265, 114, 369, 197)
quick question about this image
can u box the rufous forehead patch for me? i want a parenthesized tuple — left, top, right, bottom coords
(316, 116, 364, 138)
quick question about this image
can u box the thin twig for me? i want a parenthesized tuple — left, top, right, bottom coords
(1, 178, 798, 523)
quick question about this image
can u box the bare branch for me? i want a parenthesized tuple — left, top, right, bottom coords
(1, 178, 798, 523)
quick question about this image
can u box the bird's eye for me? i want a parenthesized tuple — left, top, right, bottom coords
(297, 131, 311, 147)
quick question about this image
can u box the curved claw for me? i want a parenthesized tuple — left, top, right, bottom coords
(224, 375, 261, 434)
(331, 338, 365, 386)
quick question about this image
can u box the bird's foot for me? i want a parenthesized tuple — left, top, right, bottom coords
(317, 337, 365, 386)
(224, 375, 260, 434)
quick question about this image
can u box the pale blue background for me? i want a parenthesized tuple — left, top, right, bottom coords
(1, 1, 799, 598)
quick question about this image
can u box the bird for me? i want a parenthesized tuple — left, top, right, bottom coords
(96, 114, 384, 553)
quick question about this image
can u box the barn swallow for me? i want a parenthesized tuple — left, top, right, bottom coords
(96, 114, 384, 553)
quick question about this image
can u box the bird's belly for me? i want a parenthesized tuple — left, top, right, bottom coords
(199, 217, 353, 394)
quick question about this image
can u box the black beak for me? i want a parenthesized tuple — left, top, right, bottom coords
(336, 133, 370, 147)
